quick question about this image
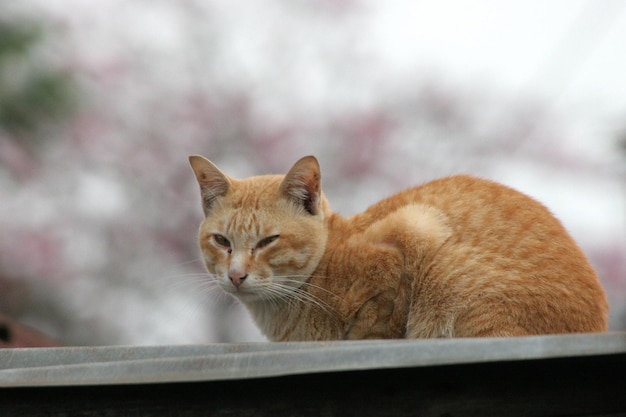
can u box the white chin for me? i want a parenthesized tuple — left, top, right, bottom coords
(236, 293, 266, 305)
(226, 287, 259, 300)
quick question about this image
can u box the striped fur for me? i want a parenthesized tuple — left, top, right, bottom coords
(190, 155, 608, 341)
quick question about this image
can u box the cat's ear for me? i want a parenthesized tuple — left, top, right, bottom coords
(279, 155, 322, 215)
(189, 155, 231, 216)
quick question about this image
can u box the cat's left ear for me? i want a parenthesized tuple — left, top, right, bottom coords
(189, 155, 231, 216)
(279, 155, 322, 215)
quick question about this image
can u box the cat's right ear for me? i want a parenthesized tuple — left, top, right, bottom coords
(188, 155, 231, 216)
(280, 155, 322, 215)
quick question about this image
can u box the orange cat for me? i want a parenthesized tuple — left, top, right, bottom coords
(189, 155, 608, 341)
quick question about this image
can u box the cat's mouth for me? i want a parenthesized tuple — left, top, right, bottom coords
(218, 274, 302, 303)
(220, 280, 261, 300)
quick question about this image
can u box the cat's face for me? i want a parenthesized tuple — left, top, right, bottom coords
(190, 156, 328, 304)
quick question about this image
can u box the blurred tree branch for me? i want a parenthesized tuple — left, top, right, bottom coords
(0, 22, 76, 145)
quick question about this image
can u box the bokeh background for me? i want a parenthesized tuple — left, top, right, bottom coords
(1, 0, 624, 345)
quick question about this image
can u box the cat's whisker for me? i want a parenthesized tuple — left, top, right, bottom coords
(273, 276, 339, 299)
(259, 283, 301, 309)
(266, 281, 336, 317)
(173, 257, 205, 268)
(258, 286, 288, 311)
(160, 273, 218, 293)
(152, 272, 228, 326)
(271, 280, 339, 315)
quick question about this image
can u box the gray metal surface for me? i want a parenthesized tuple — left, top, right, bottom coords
(1, 332, 625, 387)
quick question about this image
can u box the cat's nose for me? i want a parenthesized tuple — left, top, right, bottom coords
(228, 271, 248, 288)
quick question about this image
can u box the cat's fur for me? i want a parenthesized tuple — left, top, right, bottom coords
(189, 155, 608, 341)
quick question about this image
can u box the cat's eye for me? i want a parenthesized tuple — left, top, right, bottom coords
(256, 235, 279, 249)
(213, 234, 231, 249)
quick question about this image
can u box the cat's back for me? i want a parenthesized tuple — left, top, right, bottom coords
(352, 174, 608, 335)
(359, 174, 569, 244)
(360, 174, 594, 265)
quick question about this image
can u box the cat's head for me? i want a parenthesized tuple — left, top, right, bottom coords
(189, 155, 330, 304)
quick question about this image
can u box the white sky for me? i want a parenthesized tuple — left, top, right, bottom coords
(360, 0, 626, 248)
(368, 0, 626, 113)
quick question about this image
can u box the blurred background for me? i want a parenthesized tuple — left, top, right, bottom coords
(0, 0, 624, 345)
